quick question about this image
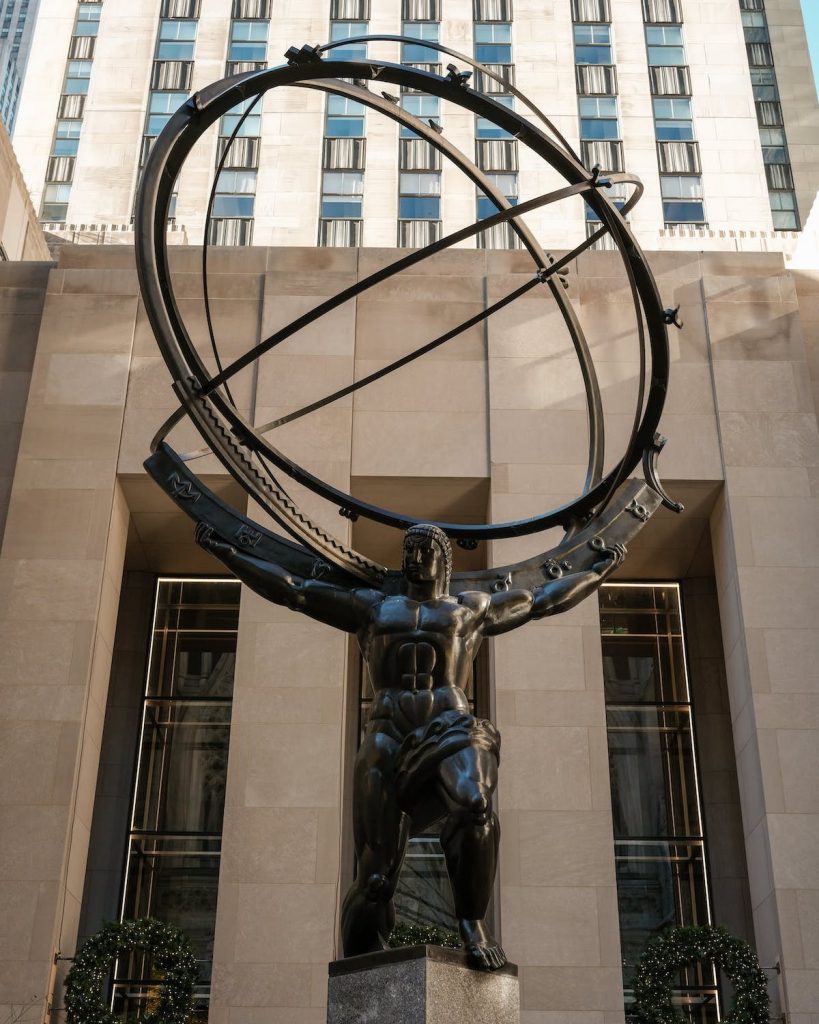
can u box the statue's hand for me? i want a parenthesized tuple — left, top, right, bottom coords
(195, 521, 236, 558)
(590, 538, 627, 576)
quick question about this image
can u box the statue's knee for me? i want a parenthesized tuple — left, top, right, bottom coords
(364, 872, 391, 902)
(470, 793, 491, 826)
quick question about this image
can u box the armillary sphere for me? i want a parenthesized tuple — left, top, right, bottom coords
(136, 36, 683, 595)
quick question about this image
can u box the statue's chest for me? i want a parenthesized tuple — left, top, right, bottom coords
(372, 598, 463, 639)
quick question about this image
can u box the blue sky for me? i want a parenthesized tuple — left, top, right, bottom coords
(803, 0, 819, 96)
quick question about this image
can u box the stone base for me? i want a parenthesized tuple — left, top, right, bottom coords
(327, 945, 520, 1024)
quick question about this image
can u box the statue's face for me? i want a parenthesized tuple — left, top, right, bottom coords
(403, 533, 442, 584)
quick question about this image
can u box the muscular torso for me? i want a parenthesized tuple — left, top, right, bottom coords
(359, 594, 488, 735)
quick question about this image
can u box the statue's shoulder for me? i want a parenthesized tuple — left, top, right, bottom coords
(456, 589, 491, 613)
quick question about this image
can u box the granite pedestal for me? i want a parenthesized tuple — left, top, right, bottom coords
(327, 945, 520, 1024)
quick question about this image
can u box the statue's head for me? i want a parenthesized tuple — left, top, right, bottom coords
(402, 524, 452, 591)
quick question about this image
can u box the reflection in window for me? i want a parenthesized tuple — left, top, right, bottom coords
(115, 579, 240, 1022)
(600, 584, 718, 1024)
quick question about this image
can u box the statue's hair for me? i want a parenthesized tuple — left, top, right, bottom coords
(404, 523, 453, 587)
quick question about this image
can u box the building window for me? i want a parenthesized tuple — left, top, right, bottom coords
(574, 23, 612, 64)
(74, 2, 101, 35)
(400, 92, 441, 137)
(600, 584, 718, 1024)
(321, 18, 368, 245)
(399, 172, 441, 220)
(40, 0, 106, 223)
(326, 95, 366, 138)
(228, 19, 268, 62)
(661, 174, 705, 223)
(321, 170, 364, 219)
(474, 22, 512, 64)
(402, 20, 439, 63)
(476, 93, 514, 139)
(156, 18, 197, 59)
(739, 0, 799, 230)
(580, 95, 620, 139)
(115, 579, 240, 1021)
(328, 20, 368, 60)
(646, 24, 685, 65)
(652, 97, 694, 140)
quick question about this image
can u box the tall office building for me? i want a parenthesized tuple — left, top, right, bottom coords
(12, 0, 819, 250)
(0, 0, 40, 131)
(2, 3, 819, 1024)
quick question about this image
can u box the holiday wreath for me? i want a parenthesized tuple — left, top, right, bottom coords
(64, 918, 197, 1024)
(633, 925, 770, 1024)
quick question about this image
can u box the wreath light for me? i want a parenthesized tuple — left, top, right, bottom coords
(634, 925, 770, 1024)
(64, 918, 197, 1024)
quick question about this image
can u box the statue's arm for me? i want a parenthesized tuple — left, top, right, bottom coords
(481, 543, 626, 636)
(195, 523, 379, 632)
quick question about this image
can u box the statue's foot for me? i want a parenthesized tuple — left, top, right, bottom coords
(459, 919, 507, 971)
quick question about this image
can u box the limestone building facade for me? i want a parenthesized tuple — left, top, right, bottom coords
(0, 240, 817, 1024)
(11, 0, 819, 252)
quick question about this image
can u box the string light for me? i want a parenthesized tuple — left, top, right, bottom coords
(634, 925, 770, 1024)
(64, 918, 198, 1024)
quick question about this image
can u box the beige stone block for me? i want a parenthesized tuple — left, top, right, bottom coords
(40, 352, 129, 407)
(353, 358, 486, 414)
(211, 962, 314, 1008)
(502, 886, 601, 966)
(18, 405, 126, 462)
(783, 970, 819, 1014)
(220, 807, 319, 884)
(500, 727, 591, 811)
(494, 624, 586, 692)
(796, 891, 819, 970)
(490, 356, 590, 413)
(755, 695, 819, 731)
(707, 302, 805, 362)
(232, 883, 336, 964)
(240, 724, 342, 809)
(518, 811, 615, 886)
(767, 814, 819, 890)
(703, 274, 797, 306)
(764, 630, 819, 694)
(512, 691, 606, 728)
(0, 488, 98, 560)
(226, 1008, 325, 1023)
(485, 296, 577, 361)
(0, 806, 68, 880)
(351, 410, 488, 478)
(720, 412, 819, 470)
(725, 465, 812, 498)
(259, 296, 356, 359)
(246, 624, 347, 693)
(247, 405, 354, 468)
(0, 721, 66, 805)
(0, 620, 77, 688)
(0, 683, 84, 722)
(521, 966, 623, 1012)
(491, 410, 589, 466)
(2, 558, 102, 622)
(714, 361, 813, 415)
(745, 497, 819, 568)
(738, 568, 819, 629)
(356, 299, 485, 364)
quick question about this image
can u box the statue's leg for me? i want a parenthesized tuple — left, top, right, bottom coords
(341, 728, 408, 958)
(437, 745, 506, 970)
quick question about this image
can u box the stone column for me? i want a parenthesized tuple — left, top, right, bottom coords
(487, 252, 625, 1024)
(209, 249, 360, 1024)
(0, 258, 137, 1020)
(704, 252, 819, 1022)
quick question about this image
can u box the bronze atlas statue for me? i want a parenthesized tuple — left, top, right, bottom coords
(134, 34, 683, 971)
